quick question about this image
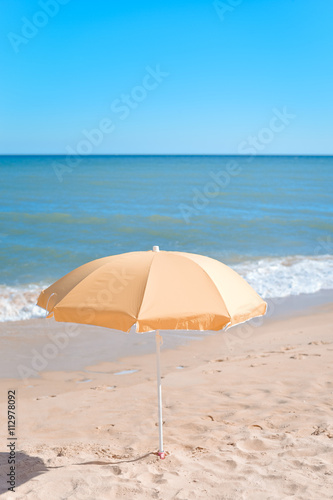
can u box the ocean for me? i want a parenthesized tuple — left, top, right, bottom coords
(0, 155, 332, 322)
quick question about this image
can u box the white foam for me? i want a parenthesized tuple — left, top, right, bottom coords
(233, 255, 333, 299)
(0, 284, 45, 322)
(1, 254, 333, 322)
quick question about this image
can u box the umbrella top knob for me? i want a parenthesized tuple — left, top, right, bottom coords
(153, 246, 160, 252)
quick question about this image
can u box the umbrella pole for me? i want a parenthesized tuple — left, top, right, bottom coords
(155, 330, 165, 459)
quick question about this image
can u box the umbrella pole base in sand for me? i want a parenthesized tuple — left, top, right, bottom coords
(155, 330, 165, 459)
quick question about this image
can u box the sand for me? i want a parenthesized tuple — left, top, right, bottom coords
(0, 303, 332, 499)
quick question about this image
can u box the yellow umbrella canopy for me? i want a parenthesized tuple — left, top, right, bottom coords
(37, 248, 267, 333)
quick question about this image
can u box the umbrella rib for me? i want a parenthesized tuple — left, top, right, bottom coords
(170, 252, 231, 325)
(135, 252, 157, 327)
(41, 258, 126, 313)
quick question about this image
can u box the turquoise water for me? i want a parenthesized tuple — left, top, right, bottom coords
(0, 155, 332, 320)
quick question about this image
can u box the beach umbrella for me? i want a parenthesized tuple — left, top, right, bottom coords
(37, 246, 266, 459)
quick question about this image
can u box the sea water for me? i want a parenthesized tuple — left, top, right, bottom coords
(0, 155, 332, 321)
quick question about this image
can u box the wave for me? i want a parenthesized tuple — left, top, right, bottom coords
(1, 254, 333, 322)
(232, 254, 333, 299)
(0, 284, 46, 323)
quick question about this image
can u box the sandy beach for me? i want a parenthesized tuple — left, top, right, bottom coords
(2, 0, 333, 497)
(0, 301, 332, 499)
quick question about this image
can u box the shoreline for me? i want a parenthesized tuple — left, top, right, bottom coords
(0, 289, 333, 380)
(2, 254, 333, 323)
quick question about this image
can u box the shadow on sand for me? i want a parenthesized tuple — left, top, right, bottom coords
(0, 449, 160, 494)
(0, 451, 48, 495)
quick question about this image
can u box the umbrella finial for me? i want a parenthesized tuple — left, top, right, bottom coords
(153, 246, 160, 252)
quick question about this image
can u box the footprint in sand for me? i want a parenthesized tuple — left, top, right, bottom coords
(308, 340, 332, 345)
(281, 345, 296, 351)
(152, 473, 167, 484)
(191, 446, 208, 456)
(95, 424, 115, 433)
(111, 466, 122, 475)
(200, 415, 215, 422)
(290, 353, 321, 359)
(225, 459, 237, 469)
(203, 369, 222, 374)
(237, 438, 274, 452)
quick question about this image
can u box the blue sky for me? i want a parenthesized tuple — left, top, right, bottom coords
(1, 0, 332, 155)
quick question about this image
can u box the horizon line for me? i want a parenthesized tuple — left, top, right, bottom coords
(1, 154, 333, 158)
